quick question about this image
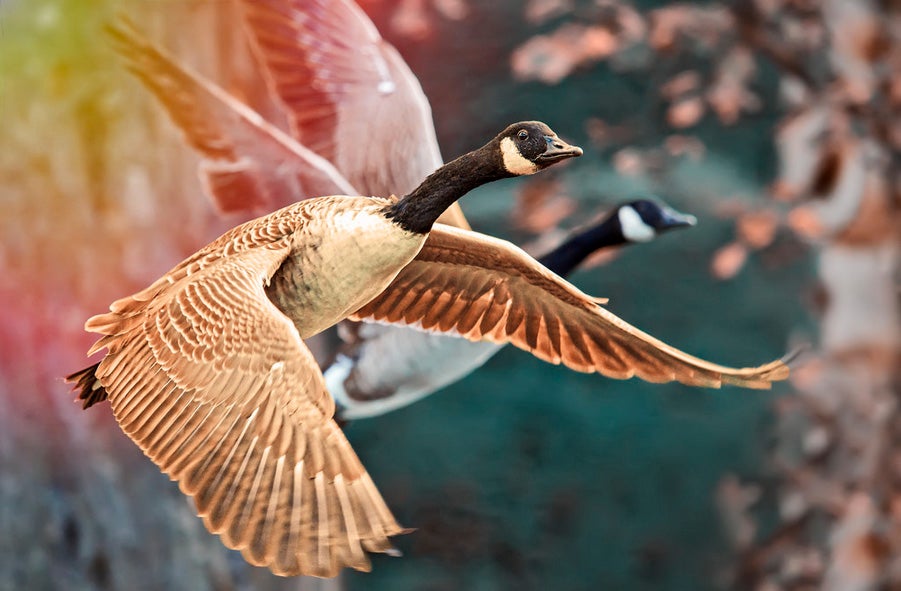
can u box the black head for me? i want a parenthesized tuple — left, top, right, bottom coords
(617, 199, 698, 242)
(385, 121, 581, 234)
(495, 121, 583, 175)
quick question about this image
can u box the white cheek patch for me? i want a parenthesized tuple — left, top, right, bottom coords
(500, 137, 538, 175)
(618, 206, 656, 242)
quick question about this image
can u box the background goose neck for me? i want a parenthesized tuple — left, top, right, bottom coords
(538, 213, 624, 277)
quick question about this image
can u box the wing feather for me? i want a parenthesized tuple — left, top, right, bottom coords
(107, 18, 357, 215)
(238, 0, 469, 229)
(72, 238, 404, 577)
(351, 225, 790, 389)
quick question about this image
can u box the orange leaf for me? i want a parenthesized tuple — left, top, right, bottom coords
(710, 241, 748, 280)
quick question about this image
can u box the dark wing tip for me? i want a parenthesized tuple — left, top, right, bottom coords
(65, 362, 108, 409)
(781, 343, 811, 368)
(719, 356, 792, 390)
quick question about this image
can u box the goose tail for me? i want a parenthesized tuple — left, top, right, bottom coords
(65, 362, 108, 409)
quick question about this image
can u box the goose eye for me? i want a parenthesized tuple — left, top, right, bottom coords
(517, 130, 528, 140)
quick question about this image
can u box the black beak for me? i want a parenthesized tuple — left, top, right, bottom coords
(536, 135, 583, 163)
(656, 206, 697, 230)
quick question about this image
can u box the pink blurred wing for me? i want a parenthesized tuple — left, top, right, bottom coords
(351, 225, 790, 389)
(107, 19, 358, 216)
(239, 0, 470, 228)
(82, 221, 403, 577)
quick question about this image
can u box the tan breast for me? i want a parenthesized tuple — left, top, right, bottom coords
(266, 196, 425, 338)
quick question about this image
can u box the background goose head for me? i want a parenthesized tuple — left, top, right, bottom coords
(616, 198, 698, 243)
(537, 198, 696, 277)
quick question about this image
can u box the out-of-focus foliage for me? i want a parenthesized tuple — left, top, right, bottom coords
(504, 1, 900, 589)
(1, 1, 896, 591)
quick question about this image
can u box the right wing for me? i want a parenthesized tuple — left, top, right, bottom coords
(239, 0, 470, 229)
(107, 19, 358, 215)
(351, 225, 790, 389)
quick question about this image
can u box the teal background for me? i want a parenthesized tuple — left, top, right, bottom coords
(338, 4, 813, 589)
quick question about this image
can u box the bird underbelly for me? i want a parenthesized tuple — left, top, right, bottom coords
(266, 211, 422, 338)
(328, 326, 503, 420)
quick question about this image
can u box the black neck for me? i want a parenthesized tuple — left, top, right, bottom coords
(384, 144, 511, 234)
(538, 213, 625, 277)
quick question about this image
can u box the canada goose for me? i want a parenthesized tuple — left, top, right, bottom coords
(67, 121, 583, 577)
(94, 18, 791, 578)
(108, 15, 704, 420)
(329, 199, 698, 420)
(68, 119, 789, 578)
(106, 18, 785, 404)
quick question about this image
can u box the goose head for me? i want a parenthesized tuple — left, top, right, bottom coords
(386, 121, 581, 234)
(496, 121, 584, 176)
(616, 199, 697, 243)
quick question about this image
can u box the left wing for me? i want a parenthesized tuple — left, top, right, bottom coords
(238, 0, 470, 229)
(108, 18, 358, 215)
(351, 225, 790, 389)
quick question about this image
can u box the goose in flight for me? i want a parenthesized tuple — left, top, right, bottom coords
(68, 118, 787, 578)
(107, 13, 698, 422)
(73, 12, 791, 579)
(68, 121, 588, 577)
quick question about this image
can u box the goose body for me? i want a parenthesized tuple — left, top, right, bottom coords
(265, 198, 423, 337)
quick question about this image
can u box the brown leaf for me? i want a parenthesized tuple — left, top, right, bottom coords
(661, 71, 701, 100)
(612, 148, 645, 176)
(581, 26, 618, 59)
(392, 0, 432, 40)
(511, 32, 577, 84)
(737, 210, 779, 250)
(649, 5, 733, 51)
(710, 241, 749, 280)
(707, 48, 759, 125)
(787, 205, 826, 240)
(524, 0, 573, 25)
(667, 96, 705, 128)
(511, 23, 619, 84)
(433, 0, 468, 20)
(664, 135, 705, 160)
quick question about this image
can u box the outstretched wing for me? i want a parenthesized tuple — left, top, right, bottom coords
(239, 0, 470, 229)
(107, 18, 357, 215)
(351, 225, 790, 389)
(78, 239, 404, 577)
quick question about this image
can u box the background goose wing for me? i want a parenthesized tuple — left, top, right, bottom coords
(108, 19, 357, 215)
(239, 0, 469, 228)
(351, 225, 789, 389)
(82, 241, 403, 577)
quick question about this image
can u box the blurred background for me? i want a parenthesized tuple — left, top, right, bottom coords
(0, 1, 898, 590)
